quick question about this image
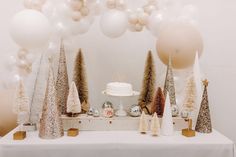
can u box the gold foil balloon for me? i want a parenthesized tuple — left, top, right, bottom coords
(156, 21, 203, 69)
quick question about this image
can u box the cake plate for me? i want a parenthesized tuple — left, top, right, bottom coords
(102, 91, 139, 117)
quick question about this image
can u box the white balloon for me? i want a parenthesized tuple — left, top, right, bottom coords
(70, 18, 91, 35)
(10, 9, 52, 49)
(100, 9, 128, 38)
(147, 11, 164, 37)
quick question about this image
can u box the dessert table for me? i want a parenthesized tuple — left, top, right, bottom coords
(0, 128, 235, 157)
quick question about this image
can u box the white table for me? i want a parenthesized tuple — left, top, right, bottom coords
(0, 128, 235, 157)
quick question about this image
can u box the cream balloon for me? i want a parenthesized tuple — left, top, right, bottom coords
(156, 21, 203, 69)
(100, 9, 128, 38)
(147, 11, 164, 37)
(10, 9, 51, 49)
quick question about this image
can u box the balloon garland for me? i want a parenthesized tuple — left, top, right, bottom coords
(4, 0, 203, 89)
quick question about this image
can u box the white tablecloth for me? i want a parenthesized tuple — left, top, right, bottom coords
(0, 128, 235, 157)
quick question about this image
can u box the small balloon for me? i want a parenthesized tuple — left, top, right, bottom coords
(80, 6, 90, 16)
(147, 10, 164, 37)
(68, 0, 83, 11)
(70, 18, 91, 35)
(71, 11, 82, 21)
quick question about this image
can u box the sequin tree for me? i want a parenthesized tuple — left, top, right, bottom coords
(195, 79, 212, 133)
(151, 87, 165, 117)
(138, 50, 156, 114)
(56, 40, 69, 115)
(163, 56, 176, 106)
(73, 49, 89, 113)
(39, 64, 64, 139)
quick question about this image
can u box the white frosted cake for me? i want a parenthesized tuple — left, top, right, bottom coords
(105, 82, 133, 96)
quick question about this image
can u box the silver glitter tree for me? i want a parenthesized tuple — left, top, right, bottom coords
(56, 40, 69, 115)
(195, 80, 212, 133)
(39, 64, 64, 139)
(163, 55, 176, 106)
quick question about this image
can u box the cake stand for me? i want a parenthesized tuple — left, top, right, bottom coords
(102, 91, 139, 117)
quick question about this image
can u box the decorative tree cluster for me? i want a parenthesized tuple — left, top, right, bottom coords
(138, 50, 156, 114)
(56, 41, 69, 115)
(151, 87, 165, 117)
(73, 49, 89, 113)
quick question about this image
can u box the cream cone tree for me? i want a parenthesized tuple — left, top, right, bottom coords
(182, 74, 196, 113)
(67, 81, 81, 116)
(161, 92, 174, 136)
(150, 112, 160, 136)
(139, 111, 148, 134)
(13, 80, 30, 126)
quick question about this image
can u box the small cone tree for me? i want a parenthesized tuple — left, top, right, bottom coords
(195, 80, 212, 133)
(73, 49, 89, 113)
(67, 81, 81, 117)
(182, 74, 196, 113)
(56, 40, 69, 115)
(151, 87, 165, 117)
(139, 111, 148, 134)
(150, 112, 160, 136)
(138, 51, 156, 114)
(13, 80, 30, 129)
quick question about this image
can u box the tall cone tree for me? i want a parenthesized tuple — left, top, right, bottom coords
(39, 64, 64, 139)
(151, 87, 165, 117)
(163, 55, 176, 106)
(182, 74, 196, 112)
(73, 49, 89, 113)
(56, 40, 69, 115)
(138, 51, 156, 114)
(195, 80, 212, 133)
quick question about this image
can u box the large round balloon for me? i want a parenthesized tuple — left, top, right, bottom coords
(100, 9, 128, 38)
(10, 9, 51, 49)
(156, 21, 203, 69)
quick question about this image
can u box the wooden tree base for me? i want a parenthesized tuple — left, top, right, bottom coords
(67, 128, 79, 137)
(13, 131, 26, 140)
(182, 128, 195, 137)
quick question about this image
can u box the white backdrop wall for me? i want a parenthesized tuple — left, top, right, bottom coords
(0, 0, 236, 142)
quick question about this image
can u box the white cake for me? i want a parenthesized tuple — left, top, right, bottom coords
(105, 82, 133, 96)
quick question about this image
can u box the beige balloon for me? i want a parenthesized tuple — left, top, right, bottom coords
(156, 21, 203, 69)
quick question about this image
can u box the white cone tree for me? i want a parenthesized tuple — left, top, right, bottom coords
(150, 112, 160, 136)
(161, 92, 174, 136)
(67, 81, 81, 115)
(139, 111, 148, 134)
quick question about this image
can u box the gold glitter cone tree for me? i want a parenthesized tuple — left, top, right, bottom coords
(138, 51, 156, 114)
(182, 74, 196, 112)
(163, 56, 176, 106)
(151, 87, 165, 117)
(56, 40, 69, 115)
(195, 80, 212, 133)
(39, 65, 64, 139)
(73, 49, 89, 113)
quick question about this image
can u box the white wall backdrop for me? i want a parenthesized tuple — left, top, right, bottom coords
(0, 0, 236, 142)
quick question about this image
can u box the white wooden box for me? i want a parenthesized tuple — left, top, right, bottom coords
(62, 114, 188, 131)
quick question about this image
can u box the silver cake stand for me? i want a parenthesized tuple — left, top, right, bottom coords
(102, 91, 139, 117)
